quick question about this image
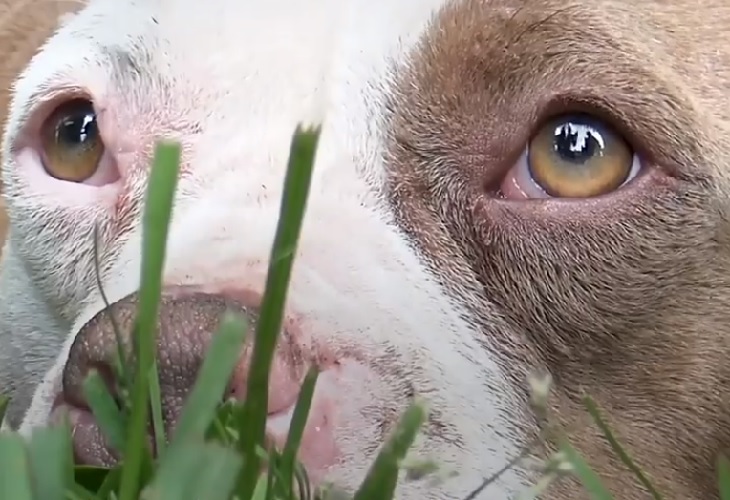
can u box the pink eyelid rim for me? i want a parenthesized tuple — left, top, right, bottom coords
(499, 148, 643, 200)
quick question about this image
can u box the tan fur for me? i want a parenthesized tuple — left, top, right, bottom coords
(386, 0, 730, 498)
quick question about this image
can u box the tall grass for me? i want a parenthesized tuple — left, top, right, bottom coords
(0, 125, 727, 499)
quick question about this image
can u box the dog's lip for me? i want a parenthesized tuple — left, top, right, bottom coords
(48, 365, 346, 479)
(48, 399, 316, 466)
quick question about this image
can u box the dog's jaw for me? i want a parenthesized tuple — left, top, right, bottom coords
(0, 0, 528, 497)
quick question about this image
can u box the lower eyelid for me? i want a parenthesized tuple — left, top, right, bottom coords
(13, 148, 96, 199)
(499, 148, 644, 201)
(506, 150, 550, 199)
(15, 142, 118, 190)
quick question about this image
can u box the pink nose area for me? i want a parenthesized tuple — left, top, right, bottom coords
(59, 287, 308, 464)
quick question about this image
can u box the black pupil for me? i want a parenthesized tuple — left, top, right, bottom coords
(552, 118, 605, 164)
(56, 108, 98, 150)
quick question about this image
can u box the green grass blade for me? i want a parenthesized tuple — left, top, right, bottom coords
(71, 464, 123, 499)
(251, 475, 270, 500)
(559, 439, 614, 500)
(278, 366, 319, 495)
(92, 224, 131, 399)
(237, 125, 321, 498)
(0, 433, 34, 500)
(147, 441, 242, 500)
(27, 424, 73, 500)
(96, 466, 123, 498)
(73, 466, 113, 493)
(719, 455, 730, 500)
(265, 454, 279, 500)
(169, 312, 248, 448)
(118, 140, 181, 500)
(0, 394, 9, 424)
(582, 395, 662, 500)
(294, 462, 313, 500)
(64, 483, 99, 500)
(353, 399, 428, 500)
(204, 399, 241, 446)
(149, 360, 166, 456)
(82, 370, 127, 453)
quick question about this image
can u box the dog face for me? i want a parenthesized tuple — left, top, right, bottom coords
(1, 0, 729, 498)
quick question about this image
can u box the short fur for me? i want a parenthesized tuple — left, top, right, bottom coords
(0, 0, 78, 241)
(1, 0, 728, 499)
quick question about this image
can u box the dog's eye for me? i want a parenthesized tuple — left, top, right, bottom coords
(501, 113, 642, 199)
(528, 114, 634, 197)
(40, 99, 104, 182)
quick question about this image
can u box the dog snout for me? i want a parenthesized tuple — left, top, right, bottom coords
(59, 287, 308, 463)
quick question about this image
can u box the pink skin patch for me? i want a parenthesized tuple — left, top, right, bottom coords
(46, 284, 389, 486)
(49, 359, 375, 485)
(265, 368, 345, 482)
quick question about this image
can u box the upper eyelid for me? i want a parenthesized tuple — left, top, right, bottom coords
(525, 93, 685, 173)
(22, 85, 92, 122)
(4, 32, 110, 145)
(6, 85, 94, 155)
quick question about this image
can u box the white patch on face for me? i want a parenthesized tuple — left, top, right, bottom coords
(1, 0, 529, 496)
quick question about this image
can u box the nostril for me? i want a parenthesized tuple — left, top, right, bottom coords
(62, 361, 121, 410)
(61, 288, 265, 434)
(58, 285, 311, 467)
(62, 296, 140, 412)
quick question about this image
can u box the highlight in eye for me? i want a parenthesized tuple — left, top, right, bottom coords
(500, 113, 642, 200)
(40, 98, 105, 183)
(529, 114, 633, 197)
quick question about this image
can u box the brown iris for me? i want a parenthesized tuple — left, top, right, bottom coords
(527, 114, 634, 198)
(40, 99, 104, 182)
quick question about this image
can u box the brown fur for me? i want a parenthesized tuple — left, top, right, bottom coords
(386, 0, 730, 498)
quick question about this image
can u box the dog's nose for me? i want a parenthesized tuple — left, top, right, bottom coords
(59, 288, 308, 464)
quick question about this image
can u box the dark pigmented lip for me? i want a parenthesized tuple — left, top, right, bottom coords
(48, 392, 306, 468)
(50, 397, 121, 467)
(48, 362, 365, 491)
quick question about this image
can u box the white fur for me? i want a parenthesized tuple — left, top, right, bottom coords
(0, 0, 529, 497)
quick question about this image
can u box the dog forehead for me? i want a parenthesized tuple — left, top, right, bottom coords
(21, 0, 451, 104)
(4, 0, 459, 196)
(7, 0, 729, 150)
